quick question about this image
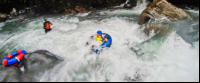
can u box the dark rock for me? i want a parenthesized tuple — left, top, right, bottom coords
(0, 9, 18, 23)
(23, 50, 63, 82)
(0, 18, 6, 23)
(0, 66, 22, 82)
(0, 0, 127, 14)
(147, 0, 199, 8)
(64, 8, 77, 14)
(166, 0, 199, 8)
(143, 24, 173, 36)
(75, 6, 87, 13)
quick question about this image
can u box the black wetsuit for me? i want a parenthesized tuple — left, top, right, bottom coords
(43, 21, 52, 33)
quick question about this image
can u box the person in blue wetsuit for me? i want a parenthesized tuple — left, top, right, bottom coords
(86, 30, 112, 54)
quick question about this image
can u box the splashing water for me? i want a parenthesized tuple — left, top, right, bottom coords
(117, 0, 149, 15)
(0, 1, 199, 82)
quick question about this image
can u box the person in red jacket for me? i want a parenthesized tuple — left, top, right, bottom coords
(43, 18, 53, 33)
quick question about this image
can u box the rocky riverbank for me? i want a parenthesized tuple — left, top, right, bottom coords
(1, 0, 199, 23)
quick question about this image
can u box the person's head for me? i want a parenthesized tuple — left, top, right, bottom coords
(97, 30, 102, 36)
(44, 18, 47, 22)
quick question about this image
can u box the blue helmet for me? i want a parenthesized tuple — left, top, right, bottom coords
(97, 30, 102, 35)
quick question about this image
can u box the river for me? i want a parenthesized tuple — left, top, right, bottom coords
(0, 0, 199, 82)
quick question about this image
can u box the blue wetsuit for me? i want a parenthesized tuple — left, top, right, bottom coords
(93, 33, 112, 54)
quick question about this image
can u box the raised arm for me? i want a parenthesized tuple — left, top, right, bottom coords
(50, 21, 53, 25)
(100, 34, 111, 48)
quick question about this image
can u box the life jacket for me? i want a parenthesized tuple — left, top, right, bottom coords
(95, 36, 103, 43)
(46, 23, 51, 30)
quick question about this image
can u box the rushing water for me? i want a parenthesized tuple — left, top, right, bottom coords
(0, 0, 199, 82)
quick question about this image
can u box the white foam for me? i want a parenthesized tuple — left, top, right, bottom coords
(76, 12, 91, 17)
(0, 7, 198, 82)
(147, 33, 199, 82)
(186, 10, 199, 14)
(102, 0, 148, 16)
(0, 23, 5, 30)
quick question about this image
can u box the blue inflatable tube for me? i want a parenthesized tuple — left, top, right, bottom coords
(3, 50, 27, 67)
(101, 33, 112, 48)
(93, 34, 112, 54)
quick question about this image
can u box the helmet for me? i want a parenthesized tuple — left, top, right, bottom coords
(44, 18, 47, 21)
(97, 30, 102, 35)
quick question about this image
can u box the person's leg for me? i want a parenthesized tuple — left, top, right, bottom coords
(45, 29, 48, 33)
(45, 29, 52, 33)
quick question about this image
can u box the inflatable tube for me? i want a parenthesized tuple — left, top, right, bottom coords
(3, 50, 27, 67)
(102, 38, 112, 48)
(93, 34, 112, 54)
(101, 33, 112, 48)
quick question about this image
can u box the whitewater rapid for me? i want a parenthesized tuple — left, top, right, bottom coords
(0, 0, 199, 82)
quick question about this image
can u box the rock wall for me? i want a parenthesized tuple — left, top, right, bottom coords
(0, 0, 126, 14)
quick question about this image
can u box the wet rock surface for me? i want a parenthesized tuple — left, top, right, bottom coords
(0, 50, 63, 82)
(0, 66, 22, 82)
(23, 50, 63, 82)
(138, 0, 190, 25)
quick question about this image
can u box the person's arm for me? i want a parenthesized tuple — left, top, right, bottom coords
(49, 21, 53, 25)
(43, 22, 46, 29)
(100, 42, 106, 48)
(93, 34, 111, 54)
(100, 34, 109, 47)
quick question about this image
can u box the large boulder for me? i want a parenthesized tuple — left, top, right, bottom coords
(143, 24, 173, 36)
(22, 50, 63, 82)
(138, 0, 190, 25)
(0, 66, 22, 82)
